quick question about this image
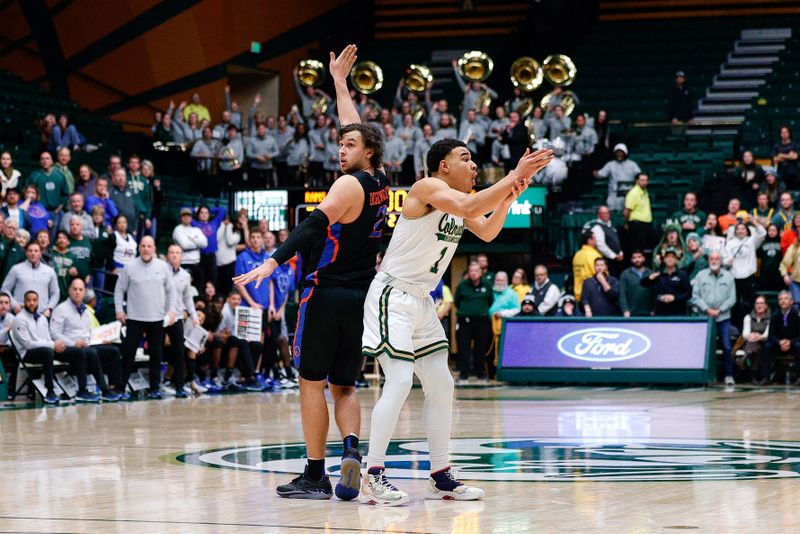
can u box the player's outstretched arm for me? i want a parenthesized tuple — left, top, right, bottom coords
(466, 186, 524, 242)
(232, 175, 363, 289)
(330, 44, 361, 126)
(412, 148, 552, 220)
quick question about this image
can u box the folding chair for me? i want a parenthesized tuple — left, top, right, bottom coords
(8, 330, 70, 401)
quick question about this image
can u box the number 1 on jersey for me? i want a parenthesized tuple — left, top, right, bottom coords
(430, 247, 447, 274)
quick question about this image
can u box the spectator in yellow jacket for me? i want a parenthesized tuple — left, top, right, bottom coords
(572, 230, 602, 302)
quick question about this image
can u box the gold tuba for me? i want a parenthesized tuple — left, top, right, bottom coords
(350, 61, 384, 94)
(457, 51, 494, 110)
(510, 57, 543, 117)
(542, 54, 577, 87)
(222, 144, 241, 170)
(296, 59, 329, 114)
(297, 59, 325, 87)
(404, 64, 432, 94)
(539, 90, 577, 117)
(540, 54, 578, 116)
(510, 57, 543, 92)
(458, 51, 493, 82)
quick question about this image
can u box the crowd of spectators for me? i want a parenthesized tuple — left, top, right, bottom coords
(2, 64, 799, 402)
(568, 129, 800, 386)
(0, 145, 303, 403)
(149, 72, 608, 195)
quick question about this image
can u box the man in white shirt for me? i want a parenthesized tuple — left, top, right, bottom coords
(1, 241, 59, 316)
(164, 244, 200, 398)
(172, 207, 208, 286)
(13, 290, 97, 404)
(51, 278, 122, 402)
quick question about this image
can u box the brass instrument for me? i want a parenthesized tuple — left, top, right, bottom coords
(509, 57, 543, 117)
(412, 105, 426, 123)
(222, 144, 241, 170)
(296, 59, 329, 114)
(539, 90, 577, 117)
(510, 57, 543, 92)
(539, 54, 578, 116)
(404, 64, 433, 94)
(458, 51, 493, 82)
(457, 51, 494, 110)
(312, 97, 328, 115)
(542, 54, 577, 87)
(350, 61, 384, 94)
(297, 59, 325, 86)
(403, 64, 432, 122)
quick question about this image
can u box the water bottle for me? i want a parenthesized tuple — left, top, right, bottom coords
(786, 370, 791, 386)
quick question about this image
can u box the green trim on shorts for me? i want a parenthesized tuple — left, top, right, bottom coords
(362, 343, 415, 361)
(379, 285, 392, 341)
(414, 341, 449, 359)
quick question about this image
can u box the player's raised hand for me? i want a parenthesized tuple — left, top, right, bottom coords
(329, 44, 358, 83)
(512, 148, 553, 181)
(233, 258, 278, 289)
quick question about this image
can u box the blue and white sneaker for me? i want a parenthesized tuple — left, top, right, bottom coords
(335, 448, 362, 501)
(426, 467, 484, 501)
(75, 390, 101, 403)
(43, 391, 60, 405)
(147, 389, 165, 400)
(101, 391, 122, 402)
(160, 382, 176, 397)
(202, 378, 222, 393)
(243, 381, 265, 392)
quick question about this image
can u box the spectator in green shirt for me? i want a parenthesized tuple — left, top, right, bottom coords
(127, 155, 153, 236)
(66, 216, 93, 282)
(683, 232, 708, 281)
(55, 147, 75, 194)
(669, 191, 706, 238)
(476, 252, 495, 286)
(619, 250, 655, 317)
(455, 261, 494, 385)
(27, 151, 69, 214)
(1, 217, 24, 280)
(52, 230, 78, 301)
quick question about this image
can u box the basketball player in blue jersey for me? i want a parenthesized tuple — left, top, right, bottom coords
(233, 45, 390, 500)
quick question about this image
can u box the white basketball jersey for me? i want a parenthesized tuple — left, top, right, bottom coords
(379, 209, 464, 292)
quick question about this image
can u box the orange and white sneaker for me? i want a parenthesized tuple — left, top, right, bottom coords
(425, 467, 484, 501)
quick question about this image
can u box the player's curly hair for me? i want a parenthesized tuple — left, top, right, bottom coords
(339, 123, 384, 169)
(426, 138, 467, 176)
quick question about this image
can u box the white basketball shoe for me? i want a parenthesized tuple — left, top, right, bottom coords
(359, 467, 409, 506)
(426, 467, 485, 501)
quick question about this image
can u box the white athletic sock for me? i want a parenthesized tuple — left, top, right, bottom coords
(365, 355, 415, 468)
(414, 351, 454, 473)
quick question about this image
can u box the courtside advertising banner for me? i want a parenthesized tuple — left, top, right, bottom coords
(498, 318, 714, 384)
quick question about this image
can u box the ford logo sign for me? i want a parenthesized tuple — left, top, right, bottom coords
(557, 328, 651, 362)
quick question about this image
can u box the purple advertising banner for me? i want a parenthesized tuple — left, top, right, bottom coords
(500, 320, 710, 370)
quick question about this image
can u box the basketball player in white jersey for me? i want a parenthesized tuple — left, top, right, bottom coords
(357, 129, 553, 501)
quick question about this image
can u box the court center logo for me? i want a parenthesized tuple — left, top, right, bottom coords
(557, 328, 651, 362)
(171, 438, 800, 481)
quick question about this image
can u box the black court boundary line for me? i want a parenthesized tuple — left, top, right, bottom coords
(0, 516, 433, 533)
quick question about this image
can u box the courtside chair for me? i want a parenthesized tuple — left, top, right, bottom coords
(8, 330, 71, 402)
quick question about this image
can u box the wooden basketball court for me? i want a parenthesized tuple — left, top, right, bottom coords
(2, 385, 799, 533)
